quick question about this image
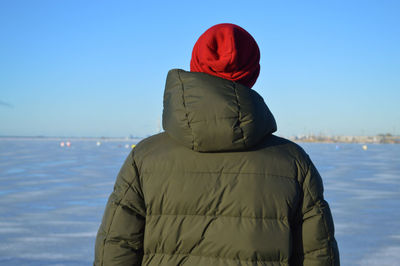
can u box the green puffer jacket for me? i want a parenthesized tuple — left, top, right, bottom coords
(94, 69, 340, 266)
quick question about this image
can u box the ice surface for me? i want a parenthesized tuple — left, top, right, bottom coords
(0, 139, 132, 266)
(0, 140, 399, 265)
(301, 143, 400, 265)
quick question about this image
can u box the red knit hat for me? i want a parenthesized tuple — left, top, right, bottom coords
(190, 23, 260, 88)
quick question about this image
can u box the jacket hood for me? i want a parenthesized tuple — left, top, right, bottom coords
(162, 69, 277, 152)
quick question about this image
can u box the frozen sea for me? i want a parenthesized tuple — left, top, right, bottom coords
(0, 139, 399, 266)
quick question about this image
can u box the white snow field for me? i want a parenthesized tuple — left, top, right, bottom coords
(0, 139, 399, 265)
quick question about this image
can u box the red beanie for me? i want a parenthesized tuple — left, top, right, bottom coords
(190, 23, 260, 88)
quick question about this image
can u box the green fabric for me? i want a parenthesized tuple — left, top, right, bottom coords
(163, 69, 277, 152)
(95, 69, 339, 265)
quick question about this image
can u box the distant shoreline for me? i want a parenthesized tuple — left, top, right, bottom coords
(288, 135, 400, 144)
(1, 135, 399, 144)
(0, 136, 143, 142)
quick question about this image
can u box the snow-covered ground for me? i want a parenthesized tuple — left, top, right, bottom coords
(302, 142, 400, 266)
(0, 139, 399, 265)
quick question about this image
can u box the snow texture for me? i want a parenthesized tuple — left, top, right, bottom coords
(0, 139, 399, 265)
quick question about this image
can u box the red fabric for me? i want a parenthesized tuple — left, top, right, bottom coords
(190, 23, 260, 88)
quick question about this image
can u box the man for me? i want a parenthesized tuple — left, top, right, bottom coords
(94, 23, 340, 266)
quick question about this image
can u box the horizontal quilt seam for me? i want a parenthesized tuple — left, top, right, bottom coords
(141, 171, 297, 182)
(146, 212, 288, 221)
(143, 251, 287, 263)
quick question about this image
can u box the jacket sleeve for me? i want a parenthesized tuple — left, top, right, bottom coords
(292, 159, 340, 266)
(94, 150, 146, 266)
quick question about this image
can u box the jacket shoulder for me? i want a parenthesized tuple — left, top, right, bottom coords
(132, 132, 176, 163)
(256, 135, 312, 176)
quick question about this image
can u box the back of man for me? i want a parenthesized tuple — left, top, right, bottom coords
(94, 24, 339, 266)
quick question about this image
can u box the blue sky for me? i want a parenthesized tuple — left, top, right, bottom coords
(1, 0, 399, 137)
